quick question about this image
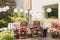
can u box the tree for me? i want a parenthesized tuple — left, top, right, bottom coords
(20, 12, 25, 18)
(0, 0, 16, 28)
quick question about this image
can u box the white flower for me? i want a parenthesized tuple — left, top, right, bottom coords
(47, 8, 52, 12)
(0, 8, 3, 12)
(14, 8, 18, 13)
(41, 23, 51, 29)
(5, 6, 10, 10)
(2, 7, 7, 12)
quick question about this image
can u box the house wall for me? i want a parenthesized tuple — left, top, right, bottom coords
(31, 0, 59, 20)
(15, 0, 60, 21)
(58, 2, 60, 22)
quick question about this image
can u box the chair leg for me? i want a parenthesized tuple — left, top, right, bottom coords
(15, 35, 20, 39)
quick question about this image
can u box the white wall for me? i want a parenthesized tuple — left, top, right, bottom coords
(58, 2, 60, 23)
(31, 0, 59, 20)
(15, 0, 60, 21)
(15, 0, 23, 11)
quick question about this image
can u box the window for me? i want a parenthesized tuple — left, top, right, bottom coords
(47, 8, 58, 18)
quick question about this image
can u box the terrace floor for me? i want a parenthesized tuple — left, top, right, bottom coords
(16, 35, 60, 40)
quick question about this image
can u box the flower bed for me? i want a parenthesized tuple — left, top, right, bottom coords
(50, 23, 60, 38)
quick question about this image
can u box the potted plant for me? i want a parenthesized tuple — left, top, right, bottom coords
(40, 23, 49, 37)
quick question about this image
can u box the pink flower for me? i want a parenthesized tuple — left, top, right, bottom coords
(57, 23, 60, 27)
(55, 28, 59, 34)
(52, 23, 58, 27)
(56, 29, 59, 32)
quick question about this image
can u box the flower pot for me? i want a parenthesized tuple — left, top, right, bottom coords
(41, 29, 47, 37)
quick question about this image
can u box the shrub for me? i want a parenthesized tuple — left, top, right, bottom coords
(0, 19, 8, 28)
(57, 34, 60, 38)
(10, 12, 25, 22)
(20, 12, 24, 18)
(0, 32, 15, 40)
(51, 32, 60, 39)
(0, 16, 13, 28)
(51, 32, 57, 38)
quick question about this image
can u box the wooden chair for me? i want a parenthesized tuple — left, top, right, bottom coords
(14, 28, 20, 39)
(31, 21, 40, 37)
(20, 21, 28, 38)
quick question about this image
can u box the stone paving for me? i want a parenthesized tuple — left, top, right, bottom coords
(16, 33, 60, 40)
(16, 36, 60, 40)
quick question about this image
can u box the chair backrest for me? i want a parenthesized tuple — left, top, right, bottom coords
(33, 21, 40, 27)
(20, 21, 28, 29)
